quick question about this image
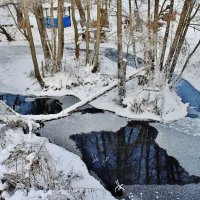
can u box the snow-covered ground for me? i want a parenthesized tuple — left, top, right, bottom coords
(0, 123, 116, 200)
(153, 120, 200, 177)
(0, 43, 188, 122)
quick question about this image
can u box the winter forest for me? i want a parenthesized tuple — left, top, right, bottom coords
(0, 0, 200, 199)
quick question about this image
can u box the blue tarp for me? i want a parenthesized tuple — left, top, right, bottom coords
(44, 16, 71, 29)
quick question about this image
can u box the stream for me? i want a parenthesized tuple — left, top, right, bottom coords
(1, 78, 200, 199)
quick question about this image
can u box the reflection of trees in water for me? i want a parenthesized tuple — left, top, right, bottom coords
(71, 121, 200, 195)
(0, 94, 62, 115)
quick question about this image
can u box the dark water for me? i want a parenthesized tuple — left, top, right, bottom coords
(176, 78, 200, 118)
(0, 93, 105, 115)
(0, 93, 62, 115)
(71, 121, 200, 197)
(104, 48, 143, 67)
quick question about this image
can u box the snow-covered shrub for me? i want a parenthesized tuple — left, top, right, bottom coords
(0, 124, 112, 200)
(129, 91, 150, 113)
(129, 90, 161, 115)
(62, 60, 85, 88)
(6, 120, 30, 134)
(1, 141, 82, 195)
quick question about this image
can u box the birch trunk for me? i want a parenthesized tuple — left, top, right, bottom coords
(117, 0, 126, 102)
(153, 0, 159, 80)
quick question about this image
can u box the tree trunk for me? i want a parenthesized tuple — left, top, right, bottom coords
(23, 0, 45, 88)
(147, 0, 152, 73)
(34, 4, 51, 62)
(92, 0, 101, 73)
(129, 0, 138, 68)
(117, 0, 126, 102)
(86, 0, 90, 64)
(15, 3, 24, 29)
(168, 1, 195, 81)
(153, 0, 159, 80)
(160, 0, 174, 71)
(57, 0, 64, 70)
(51, 0, 57, 65)
(0, 25, 14, 42)
(72, 0, 80, 59)
(163, 0, 192, 79)
(75, 0, 86, 28)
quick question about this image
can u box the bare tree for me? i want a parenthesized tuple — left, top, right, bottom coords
(75, 0, 86, 28)
(85, 0, 90, 64)
(0, 25, 14, 41)
(92, 0, 101, 73)
(33, 2, 51, 63)
(22, 0, 45, 88)
(153, 0, 159, 80)
(50, 0, 57, 66)
(72, 0, 80, 59)
(163, 0, 193, 80)
(167, 1, 199, 82)
(159, 0, 174, 71)
(129, 0, 138, 68)
(57, 0, 64, 70)
(172, 39, 200, 84)
(117, 0, 126, 102)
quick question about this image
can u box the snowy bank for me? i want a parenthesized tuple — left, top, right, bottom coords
(0, 124, 116, 200)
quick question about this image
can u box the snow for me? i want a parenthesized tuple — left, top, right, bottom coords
(161, 85, 188, 121)
(153, 120, 200, 177)
(43, 2, 71, 9)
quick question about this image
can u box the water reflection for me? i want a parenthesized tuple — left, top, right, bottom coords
(0, 93, 62, 115)
(71, 121, 200, 196)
